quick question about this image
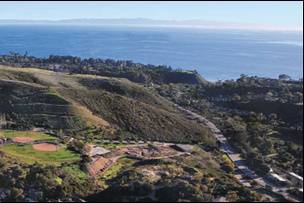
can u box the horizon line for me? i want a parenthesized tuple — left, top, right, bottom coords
(0, 18, 302, 32)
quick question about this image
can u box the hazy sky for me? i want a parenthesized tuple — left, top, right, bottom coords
(0, 1, 303, 29)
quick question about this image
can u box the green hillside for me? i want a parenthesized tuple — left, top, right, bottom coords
(0, 66, 214, 144)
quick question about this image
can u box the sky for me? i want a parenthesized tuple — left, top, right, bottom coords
(0, 1, 303, 30)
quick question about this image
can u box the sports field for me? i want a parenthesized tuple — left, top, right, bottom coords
(0, 130, 57, 141)
(0, 144, 80, 165)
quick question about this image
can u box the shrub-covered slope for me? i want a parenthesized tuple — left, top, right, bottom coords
(0, 66, 214, 144)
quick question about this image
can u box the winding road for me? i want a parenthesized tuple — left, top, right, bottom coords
(173, 103, 301, 202)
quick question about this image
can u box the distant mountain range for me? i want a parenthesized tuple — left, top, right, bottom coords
(0, 18, 301, 31)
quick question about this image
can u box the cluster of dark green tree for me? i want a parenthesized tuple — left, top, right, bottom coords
(0, 158, 96, 202)
(154, 75, 303, 176)
(0, 53, 204, 84)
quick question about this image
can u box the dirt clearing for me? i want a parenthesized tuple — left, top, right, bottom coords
(32, 143, 59, 152)
(12, 137, 34, 143)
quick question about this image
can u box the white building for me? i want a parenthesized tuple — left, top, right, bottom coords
(287, 172, 303, 187)
(268, 173, 287, 186)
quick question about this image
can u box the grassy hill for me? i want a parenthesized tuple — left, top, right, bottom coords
(0, 66, 214, 144)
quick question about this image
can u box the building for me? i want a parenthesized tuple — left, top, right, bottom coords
(171, 144, 193, 153)
(0, 138, 7, 145)
(268, 173, 287, 186)
(286, 172, 303, 187)
(32, 127, 45, 132)
(83, 144, 110, 157)
(214, 197, 228, 202)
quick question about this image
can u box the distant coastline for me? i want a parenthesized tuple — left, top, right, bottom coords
(0, 53, 302, 83)
(0, 18, 302, 32)
(0, 25, 302, 80)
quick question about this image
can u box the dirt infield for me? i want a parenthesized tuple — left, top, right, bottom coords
(32, 143, 59, 152)
(12, 137, 34, 143)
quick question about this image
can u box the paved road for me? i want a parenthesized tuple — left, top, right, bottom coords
(173, 104, 300, 202)
(174, 104, 258, 183)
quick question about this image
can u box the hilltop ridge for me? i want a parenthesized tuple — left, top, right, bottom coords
(0, 65, 214, 144)
(0, 54, 208, 85)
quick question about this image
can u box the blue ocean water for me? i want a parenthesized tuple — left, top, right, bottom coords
(0, 25, 302, 80)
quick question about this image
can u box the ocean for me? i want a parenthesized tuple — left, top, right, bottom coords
(0, 25, 302, 80)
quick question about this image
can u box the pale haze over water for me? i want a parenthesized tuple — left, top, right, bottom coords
(0, 25, 302, 80)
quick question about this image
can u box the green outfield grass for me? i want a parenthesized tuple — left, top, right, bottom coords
(0, 144, 80, 165)
(0, 130, 57, 141)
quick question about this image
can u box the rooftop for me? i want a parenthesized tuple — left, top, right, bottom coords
(289, 172, 303, 181)
(270, 173, 287, 182)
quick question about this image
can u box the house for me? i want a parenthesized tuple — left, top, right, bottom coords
(0, 188, 10, 201)
(237, 165, 255, 179)
(171, 144, 193, 153)
(286, 172, 303, 187)
(214, 196, 227, 202)
(102, 140, 110, 144)
(0, 138, 7, 145)
(83, 144, 110, 157)
(32, 127, 45, 132)
(268, 173, 287, 186)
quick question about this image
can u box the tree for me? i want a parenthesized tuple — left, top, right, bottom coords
(250, 180, 258, 187)
(222, 160, 234, 173)
(10, 187, 24, 201)
(0, 114, 7, 129)
(67, 139, 84, 153)
(232, 93, 241, 102)
(58, 129, 64, 138)
(260, 140, 274, 155)
(226, 191, 239, 202)
(278, 74, 291, 81)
